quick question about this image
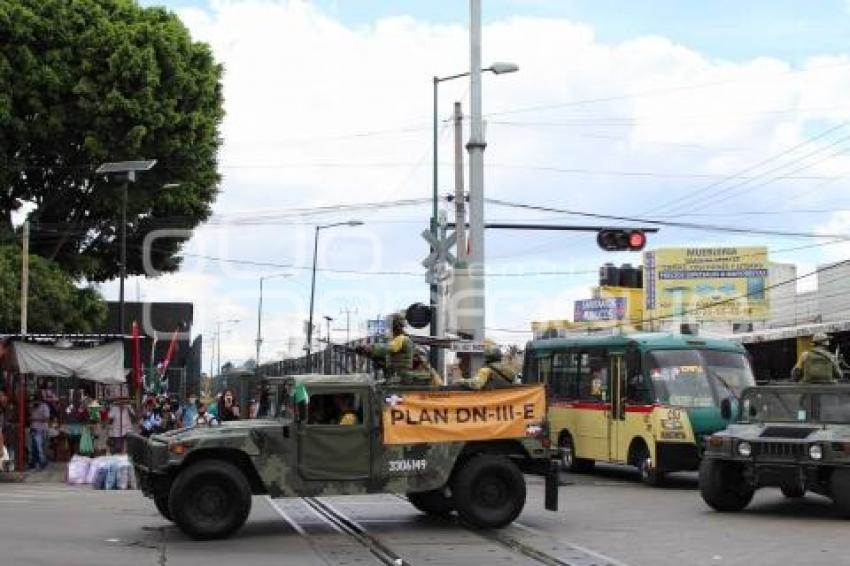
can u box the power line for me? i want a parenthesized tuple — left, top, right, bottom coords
(486, 198, 850, 240)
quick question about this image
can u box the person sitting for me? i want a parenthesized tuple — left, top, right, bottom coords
(458, 348, 517, 390)
(335, 395, 358, 425)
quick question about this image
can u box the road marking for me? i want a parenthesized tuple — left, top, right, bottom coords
(264, 497, 308, 536)
(513, 521, 631, 566)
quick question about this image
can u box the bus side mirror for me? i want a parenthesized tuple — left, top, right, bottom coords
(720, 398, 732, 421)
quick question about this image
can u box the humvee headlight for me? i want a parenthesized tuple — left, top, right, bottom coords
(737, 441, 752, 458)
(169, 442, 189, 455)
(809, 444, 823, 461)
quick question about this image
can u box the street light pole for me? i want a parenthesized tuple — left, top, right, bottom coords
(256, 273, 291, 367)
(306, 221, 363, 372)
(431, 56, 517, 373)
(95, 160, 157, 335)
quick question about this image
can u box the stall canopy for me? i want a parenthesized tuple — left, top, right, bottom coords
(12, 341, 126, 384)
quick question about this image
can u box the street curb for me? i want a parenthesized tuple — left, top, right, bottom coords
(0, 471, 26, 483)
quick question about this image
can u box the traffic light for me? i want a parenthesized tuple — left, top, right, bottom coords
(596, 229, 647, 252)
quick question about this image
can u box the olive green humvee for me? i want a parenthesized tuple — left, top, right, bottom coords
(128, 374, 556, 540)
(699, 383, 850, 516)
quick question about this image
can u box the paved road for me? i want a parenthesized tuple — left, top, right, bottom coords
(0, 467, 846, 566)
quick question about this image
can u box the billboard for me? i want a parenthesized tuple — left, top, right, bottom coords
(644, 247, 769, 321)
(574, 297, 628, 322)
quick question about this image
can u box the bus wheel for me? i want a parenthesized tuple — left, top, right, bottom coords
(634, 443, 664, 487)
(699, 459, 754, 512)
(559, 433, 594, 473)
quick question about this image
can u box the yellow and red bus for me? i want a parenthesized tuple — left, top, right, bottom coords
(522, 333, 755, 485)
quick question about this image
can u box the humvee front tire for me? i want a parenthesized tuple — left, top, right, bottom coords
(780, 484, 806, 499)
(168, 460, 252, 540)
(407, 489, 454, 517)
(452, 455, 526, 529)
(829, 469, 850, 518)
(699, 459, 754, 512)
(154, 491, 173, 522)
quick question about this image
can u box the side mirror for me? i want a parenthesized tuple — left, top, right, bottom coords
(720, 398, 732, 421)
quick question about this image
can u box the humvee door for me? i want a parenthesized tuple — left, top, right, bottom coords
(297, 386, 372, 480)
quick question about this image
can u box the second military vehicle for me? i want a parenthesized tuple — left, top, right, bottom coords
(128, 374, 556, 540)
(699, 383, 850, 516)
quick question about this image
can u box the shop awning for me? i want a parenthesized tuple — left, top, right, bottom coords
(12, 341, 126, 384)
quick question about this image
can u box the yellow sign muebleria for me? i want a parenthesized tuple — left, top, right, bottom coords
(644, 247, 769, 322)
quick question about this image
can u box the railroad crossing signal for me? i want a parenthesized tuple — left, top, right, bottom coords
(596, 229, 647, 252)
(421, 230, 458, 268)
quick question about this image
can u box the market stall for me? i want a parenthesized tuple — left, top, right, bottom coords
(2, 338, 131, 472)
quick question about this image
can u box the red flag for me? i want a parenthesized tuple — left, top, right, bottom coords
(159, 328, 180, 378)
(131, 321, 142, 391)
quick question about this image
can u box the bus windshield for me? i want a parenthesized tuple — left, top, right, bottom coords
(646, 349, 754, 408)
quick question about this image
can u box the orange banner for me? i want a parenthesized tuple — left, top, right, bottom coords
(382, 385, 547, 445)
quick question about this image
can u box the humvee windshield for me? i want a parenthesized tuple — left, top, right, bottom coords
(741, 389, 850, 424)
(647, 349, 754, 408)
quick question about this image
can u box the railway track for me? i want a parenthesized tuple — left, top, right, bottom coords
(266, 494, 627, 566)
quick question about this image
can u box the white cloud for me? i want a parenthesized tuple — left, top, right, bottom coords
(120, 0, 850, 365)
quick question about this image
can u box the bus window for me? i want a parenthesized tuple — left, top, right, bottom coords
(579, 351, 608, 402)
(552, 351, 579, 400)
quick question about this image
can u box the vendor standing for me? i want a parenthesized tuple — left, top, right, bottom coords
(28, 392, 50, 470)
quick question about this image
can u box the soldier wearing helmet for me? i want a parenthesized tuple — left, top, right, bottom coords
(458, 347, 518, 390)
(792, 333, 842, 384)
(357, 314, 415, 383)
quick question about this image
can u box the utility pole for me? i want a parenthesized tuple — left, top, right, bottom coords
(340, 307, 357, 344)
(454, 102, 466, 265)
(467, 0, 486, 374)
(20, 221, 29, 336)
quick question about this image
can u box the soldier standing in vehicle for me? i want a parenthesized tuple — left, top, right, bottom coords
(458, 347, 518, 390)
(792, 333, 843, 383)
(356, 315, 414, 383)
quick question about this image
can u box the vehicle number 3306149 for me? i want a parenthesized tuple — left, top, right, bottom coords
(388, 459, 428, 473)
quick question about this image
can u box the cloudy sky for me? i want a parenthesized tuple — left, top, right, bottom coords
(121, 0, 850, 372)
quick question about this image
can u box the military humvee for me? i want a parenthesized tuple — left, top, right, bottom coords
(128, 374, 556, 540)
(699, 383, 850, 516)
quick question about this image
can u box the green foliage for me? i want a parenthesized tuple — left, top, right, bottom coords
(0, 0, 224, 281)
(0, 245, 107, 333)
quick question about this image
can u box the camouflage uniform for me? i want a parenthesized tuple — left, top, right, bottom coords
(459, 349, 517, 390)
(360, 315, 416, 383)
(793, 334, 842, 384)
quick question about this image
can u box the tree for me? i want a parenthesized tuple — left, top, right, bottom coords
(0, 0, 224, 281)
(0, 245, 107, 333)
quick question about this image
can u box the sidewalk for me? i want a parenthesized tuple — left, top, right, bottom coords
(0, 462, 66, 483)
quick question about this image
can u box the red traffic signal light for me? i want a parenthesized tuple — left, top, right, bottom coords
(597, 229, 647, 252)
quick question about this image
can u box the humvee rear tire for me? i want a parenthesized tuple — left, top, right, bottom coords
(168, 460, 252, 540)
(559, 433, 595, 473)
(780, 485, 806, 499)
(407, 489, 454, 517)
(452, 455, 526, 529)
(829, 469, 850, 518)
(154, 492, 173, 522)
(699, 459, 754, 512)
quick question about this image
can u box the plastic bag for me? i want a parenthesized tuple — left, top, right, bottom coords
(86, 455, 108, 485)
(104, 460, 118, 490)
(116, 462, 131, 490)
(67, 455, 92, 485)
(92, 465, 108, 490)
